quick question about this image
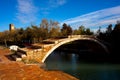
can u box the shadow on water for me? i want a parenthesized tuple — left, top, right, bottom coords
(45, 51, 120, 80)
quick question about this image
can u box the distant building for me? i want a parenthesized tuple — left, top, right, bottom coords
(9, 24, 15, 31)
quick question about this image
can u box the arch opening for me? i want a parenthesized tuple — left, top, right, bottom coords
(42, 38, 109, 63)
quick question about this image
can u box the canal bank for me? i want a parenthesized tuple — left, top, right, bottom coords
(0, 62, 79, 80)
(0, 47, 79, 80)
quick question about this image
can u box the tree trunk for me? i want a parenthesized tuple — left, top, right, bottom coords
(4, 39, 7, 47)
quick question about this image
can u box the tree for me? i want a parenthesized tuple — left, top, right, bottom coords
(110, 21, 120, 58)
(18, 28, 24, 42)
(40, 19, 49, 30)
(85, 28, 93, 35)
(73, 29, 79, 35)
(49, 27, 60, 38)
(2, 31, 10, 47)
(113, 21, 120, 31)
(106, 24, 112, 34)
(112, 21, 120, 43)
(61, 23, 68, 36)
(40, 19, 49, 39)
(61, 23, 72, 36)
(96, 26, 101, 35)
(24, 27, 33, 43)
(79, 25, 85, 35)
(49, 21, 60, 38)
(31, 25, 40, 43)
(0, 32, 2, 42)
(9, 30, 17, 43)
(67, 25, 73, 35)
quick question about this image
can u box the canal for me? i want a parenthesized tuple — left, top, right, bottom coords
(45, 40, 120, 80)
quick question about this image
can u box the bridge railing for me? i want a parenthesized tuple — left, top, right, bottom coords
(68, 35, 95, 38)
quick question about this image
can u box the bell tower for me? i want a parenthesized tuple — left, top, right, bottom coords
(9, 24, 15, 31)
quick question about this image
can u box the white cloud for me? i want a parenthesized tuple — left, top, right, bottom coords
(40, 0, 67, 15)
(49, 0, 66, 7)
(16, 0, 38, 24)
(61, 6, 120, 31)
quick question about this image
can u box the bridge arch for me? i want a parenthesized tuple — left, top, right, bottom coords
(42, 36, 109, 62)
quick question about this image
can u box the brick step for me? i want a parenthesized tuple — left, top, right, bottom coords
(17, 49, 26, 54)
(16, 52, 27, 58)
(11, 54, 22, 61)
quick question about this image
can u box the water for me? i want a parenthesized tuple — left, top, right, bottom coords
(45, 50, 120, 80)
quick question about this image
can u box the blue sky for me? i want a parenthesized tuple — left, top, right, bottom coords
(0, 0, 120, 32)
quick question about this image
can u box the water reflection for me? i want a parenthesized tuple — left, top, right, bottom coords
(45, 50, 120, 80)
(71, 54, 77, 71)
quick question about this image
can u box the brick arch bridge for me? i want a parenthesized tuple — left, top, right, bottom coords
(14, 35, 109, 63)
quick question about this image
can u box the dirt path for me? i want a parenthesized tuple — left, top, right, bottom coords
(0, 47, 79, 80)
(0, 48, 11, 63)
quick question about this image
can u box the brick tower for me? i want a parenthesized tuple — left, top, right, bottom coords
(9, 24, 15, 31)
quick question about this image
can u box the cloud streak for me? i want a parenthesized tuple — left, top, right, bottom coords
(61, 6, 120, 31)
(16, 0, 38, 24)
